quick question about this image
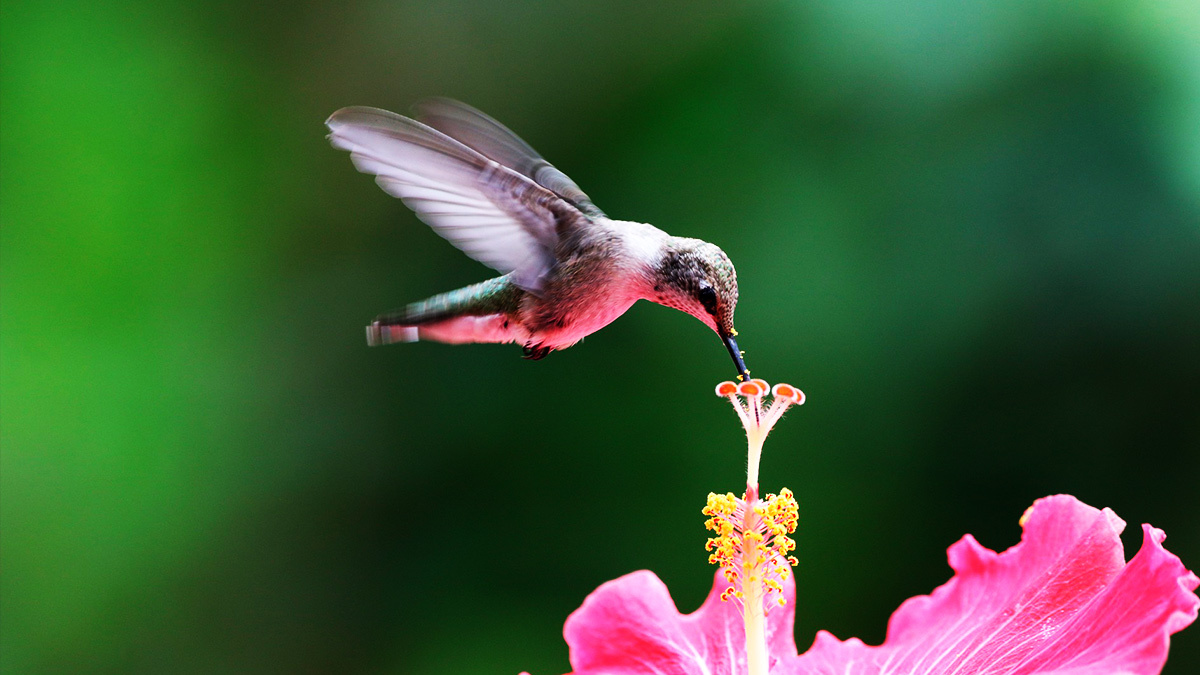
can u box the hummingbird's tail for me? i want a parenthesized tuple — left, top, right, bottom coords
(366, 323, 420, 346)
(365, 275, 524, 347)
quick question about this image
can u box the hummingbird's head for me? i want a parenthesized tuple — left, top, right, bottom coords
(653, 239, 749, 380)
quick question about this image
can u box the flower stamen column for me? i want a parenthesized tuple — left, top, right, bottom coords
(705, 379, 804, 675)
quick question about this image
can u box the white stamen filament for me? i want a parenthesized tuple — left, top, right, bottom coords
(744, 572, 769, 675)
(746, 433, 765, 494)
(742, 483, 768, 675)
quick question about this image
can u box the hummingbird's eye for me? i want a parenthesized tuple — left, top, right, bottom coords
(698, 285, 718, 313)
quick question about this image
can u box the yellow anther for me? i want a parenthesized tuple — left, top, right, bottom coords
(702, 486, 801, 614)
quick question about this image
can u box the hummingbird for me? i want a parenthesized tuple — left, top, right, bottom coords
(326, 98, 750, 380)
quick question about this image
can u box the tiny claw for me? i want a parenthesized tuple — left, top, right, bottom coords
(521, 344, 551, 360)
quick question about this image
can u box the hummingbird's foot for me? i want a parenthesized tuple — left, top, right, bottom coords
(522, 344, 551, 361)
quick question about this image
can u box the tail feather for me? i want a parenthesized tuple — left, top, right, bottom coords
(364, 275, 523, 347)
(367, 315, 526, 346)
(366, 323, 419, 346)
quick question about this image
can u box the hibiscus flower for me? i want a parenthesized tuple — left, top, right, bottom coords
(549, 380, 1197, 675)
(562, 494, 1198, 675)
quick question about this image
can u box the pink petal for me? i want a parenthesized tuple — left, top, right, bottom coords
(565, 566, 798, 675)
(784, 495, 1199, 675)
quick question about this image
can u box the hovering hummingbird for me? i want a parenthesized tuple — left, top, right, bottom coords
(326, 99, 750, 380)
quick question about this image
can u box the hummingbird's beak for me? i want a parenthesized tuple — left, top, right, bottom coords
(721, 332, 750, 382)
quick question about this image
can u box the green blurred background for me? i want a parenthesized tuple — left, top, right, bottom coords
(3, 0, 1199, 672)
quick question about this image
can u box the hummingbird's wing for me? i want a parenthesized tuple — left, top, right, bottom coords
(327, 107, 592, 293)
(413, 98, 606, 219)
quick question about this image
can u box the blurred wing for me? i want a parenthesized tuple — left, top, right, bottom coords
(414, 98, 606, 218)
(327, 106, 590, 293)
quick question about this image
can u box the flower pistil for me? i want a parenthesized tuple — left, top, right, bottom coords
(707, 378, 806, 675)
